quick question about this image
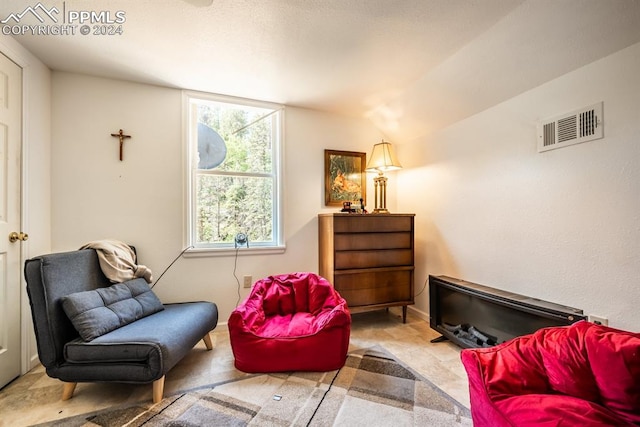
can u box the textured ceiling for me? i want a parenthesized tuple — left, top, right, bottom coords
(2, 0, 640, 140)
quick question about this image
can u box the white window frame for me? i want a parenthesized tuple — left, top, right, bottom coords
(182, 90, 285, 256)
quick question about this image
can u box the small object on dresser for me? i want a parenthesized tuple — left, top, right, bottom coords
(341, 201, 354, 213)
(359, 198, 367, 214)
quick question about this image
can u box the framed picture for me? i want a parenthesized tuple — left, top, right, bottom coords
(324, 149, 366, 206)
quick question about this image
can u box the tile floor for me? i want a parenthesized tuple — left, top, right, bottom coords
(0, 308, 470, 426)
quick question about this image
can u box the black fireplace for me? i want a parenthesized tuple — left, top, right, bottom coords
(429, 275, 587, 349)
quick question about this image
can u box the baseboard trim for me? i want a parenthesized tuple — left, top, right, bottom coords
(407, 305, 429, 322)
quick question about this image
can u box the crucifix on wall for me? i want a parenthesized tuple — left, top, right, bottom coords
(110, 129, 131, 161)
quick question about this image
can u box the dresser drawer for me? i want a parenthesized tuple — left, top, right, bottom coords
(335, 249, 412, 269)
(334, 232, 411, 251)
(334, 270, 412, 307)
(333, 216, 412, 233)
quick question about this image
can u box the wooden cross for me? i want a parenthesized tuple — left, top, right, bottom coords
(110, 129, 131, 161)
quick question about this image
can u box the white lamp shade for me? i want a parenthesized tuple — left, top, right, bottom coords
(366, 141, 402, 172)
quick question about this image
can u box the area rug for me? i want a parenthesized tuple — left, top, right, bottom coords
(36, 346, 471, 426)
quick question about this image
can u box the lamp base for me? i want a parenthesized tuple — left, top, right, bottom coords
(372, 174, 390, 214)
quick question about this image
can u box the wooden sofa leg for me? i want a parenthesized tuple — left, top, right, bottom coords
(61, 382, 77, 400)
(203, 332, 213, 350)
(153, 376, 165, 404)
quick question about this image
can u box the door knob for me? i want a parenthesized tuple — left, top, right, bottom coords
(9, 231, 28, 242)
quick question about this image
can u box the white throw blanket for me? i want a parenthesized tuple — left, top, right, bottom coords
(79, 239, 153, 284)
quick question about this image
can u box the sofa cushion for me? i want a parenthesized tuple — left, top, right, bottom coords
(65, 337, 160, 363)
(61, 278, 164, 341)
(586, 324, 640, 425)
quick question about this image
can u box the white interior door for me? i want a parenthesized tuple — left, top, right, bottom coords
(0, 52, 23, 389)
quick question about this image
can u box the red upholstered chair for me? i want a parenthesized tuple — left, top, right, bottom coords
(461, 321, 640, 427)
(228, 272, 351, 373)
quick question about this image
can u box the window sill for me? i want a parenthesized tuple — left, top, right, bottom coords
(183, 245, 286, 257)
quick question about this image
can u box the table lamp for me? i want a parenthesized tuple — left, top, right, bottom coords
(365, 140, 402, 213)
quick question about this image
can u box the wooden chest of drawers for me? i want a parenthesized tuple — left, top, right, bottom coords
(318, 213, 415, 322)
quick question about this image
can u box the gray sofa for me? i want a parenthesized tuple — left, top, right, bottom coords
(24, 248, 218, 403)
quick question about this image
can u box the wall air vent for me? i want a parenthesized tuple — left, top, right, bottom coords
(537, 102, 603, 152)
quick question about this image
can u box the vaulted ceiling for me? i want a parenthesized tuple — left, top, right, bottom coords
(2, 0, 640, 140)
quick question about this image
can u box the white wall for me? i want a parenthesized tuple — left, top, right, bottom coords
(51, 72, 382, 321)
(398, 42, 640, 331)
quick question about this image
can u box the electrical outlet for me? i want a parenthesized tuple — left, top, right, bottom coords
(588, 315, 608, 326)
(243, 275, 252, 288)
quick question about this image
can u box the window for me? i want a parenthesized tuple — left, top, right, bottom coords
(184, 92, 284, 253)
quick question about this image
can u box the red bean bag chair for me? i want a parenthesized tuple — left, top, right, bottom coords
(461, 321, 640, 427)
(228, 272, 351, 373)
